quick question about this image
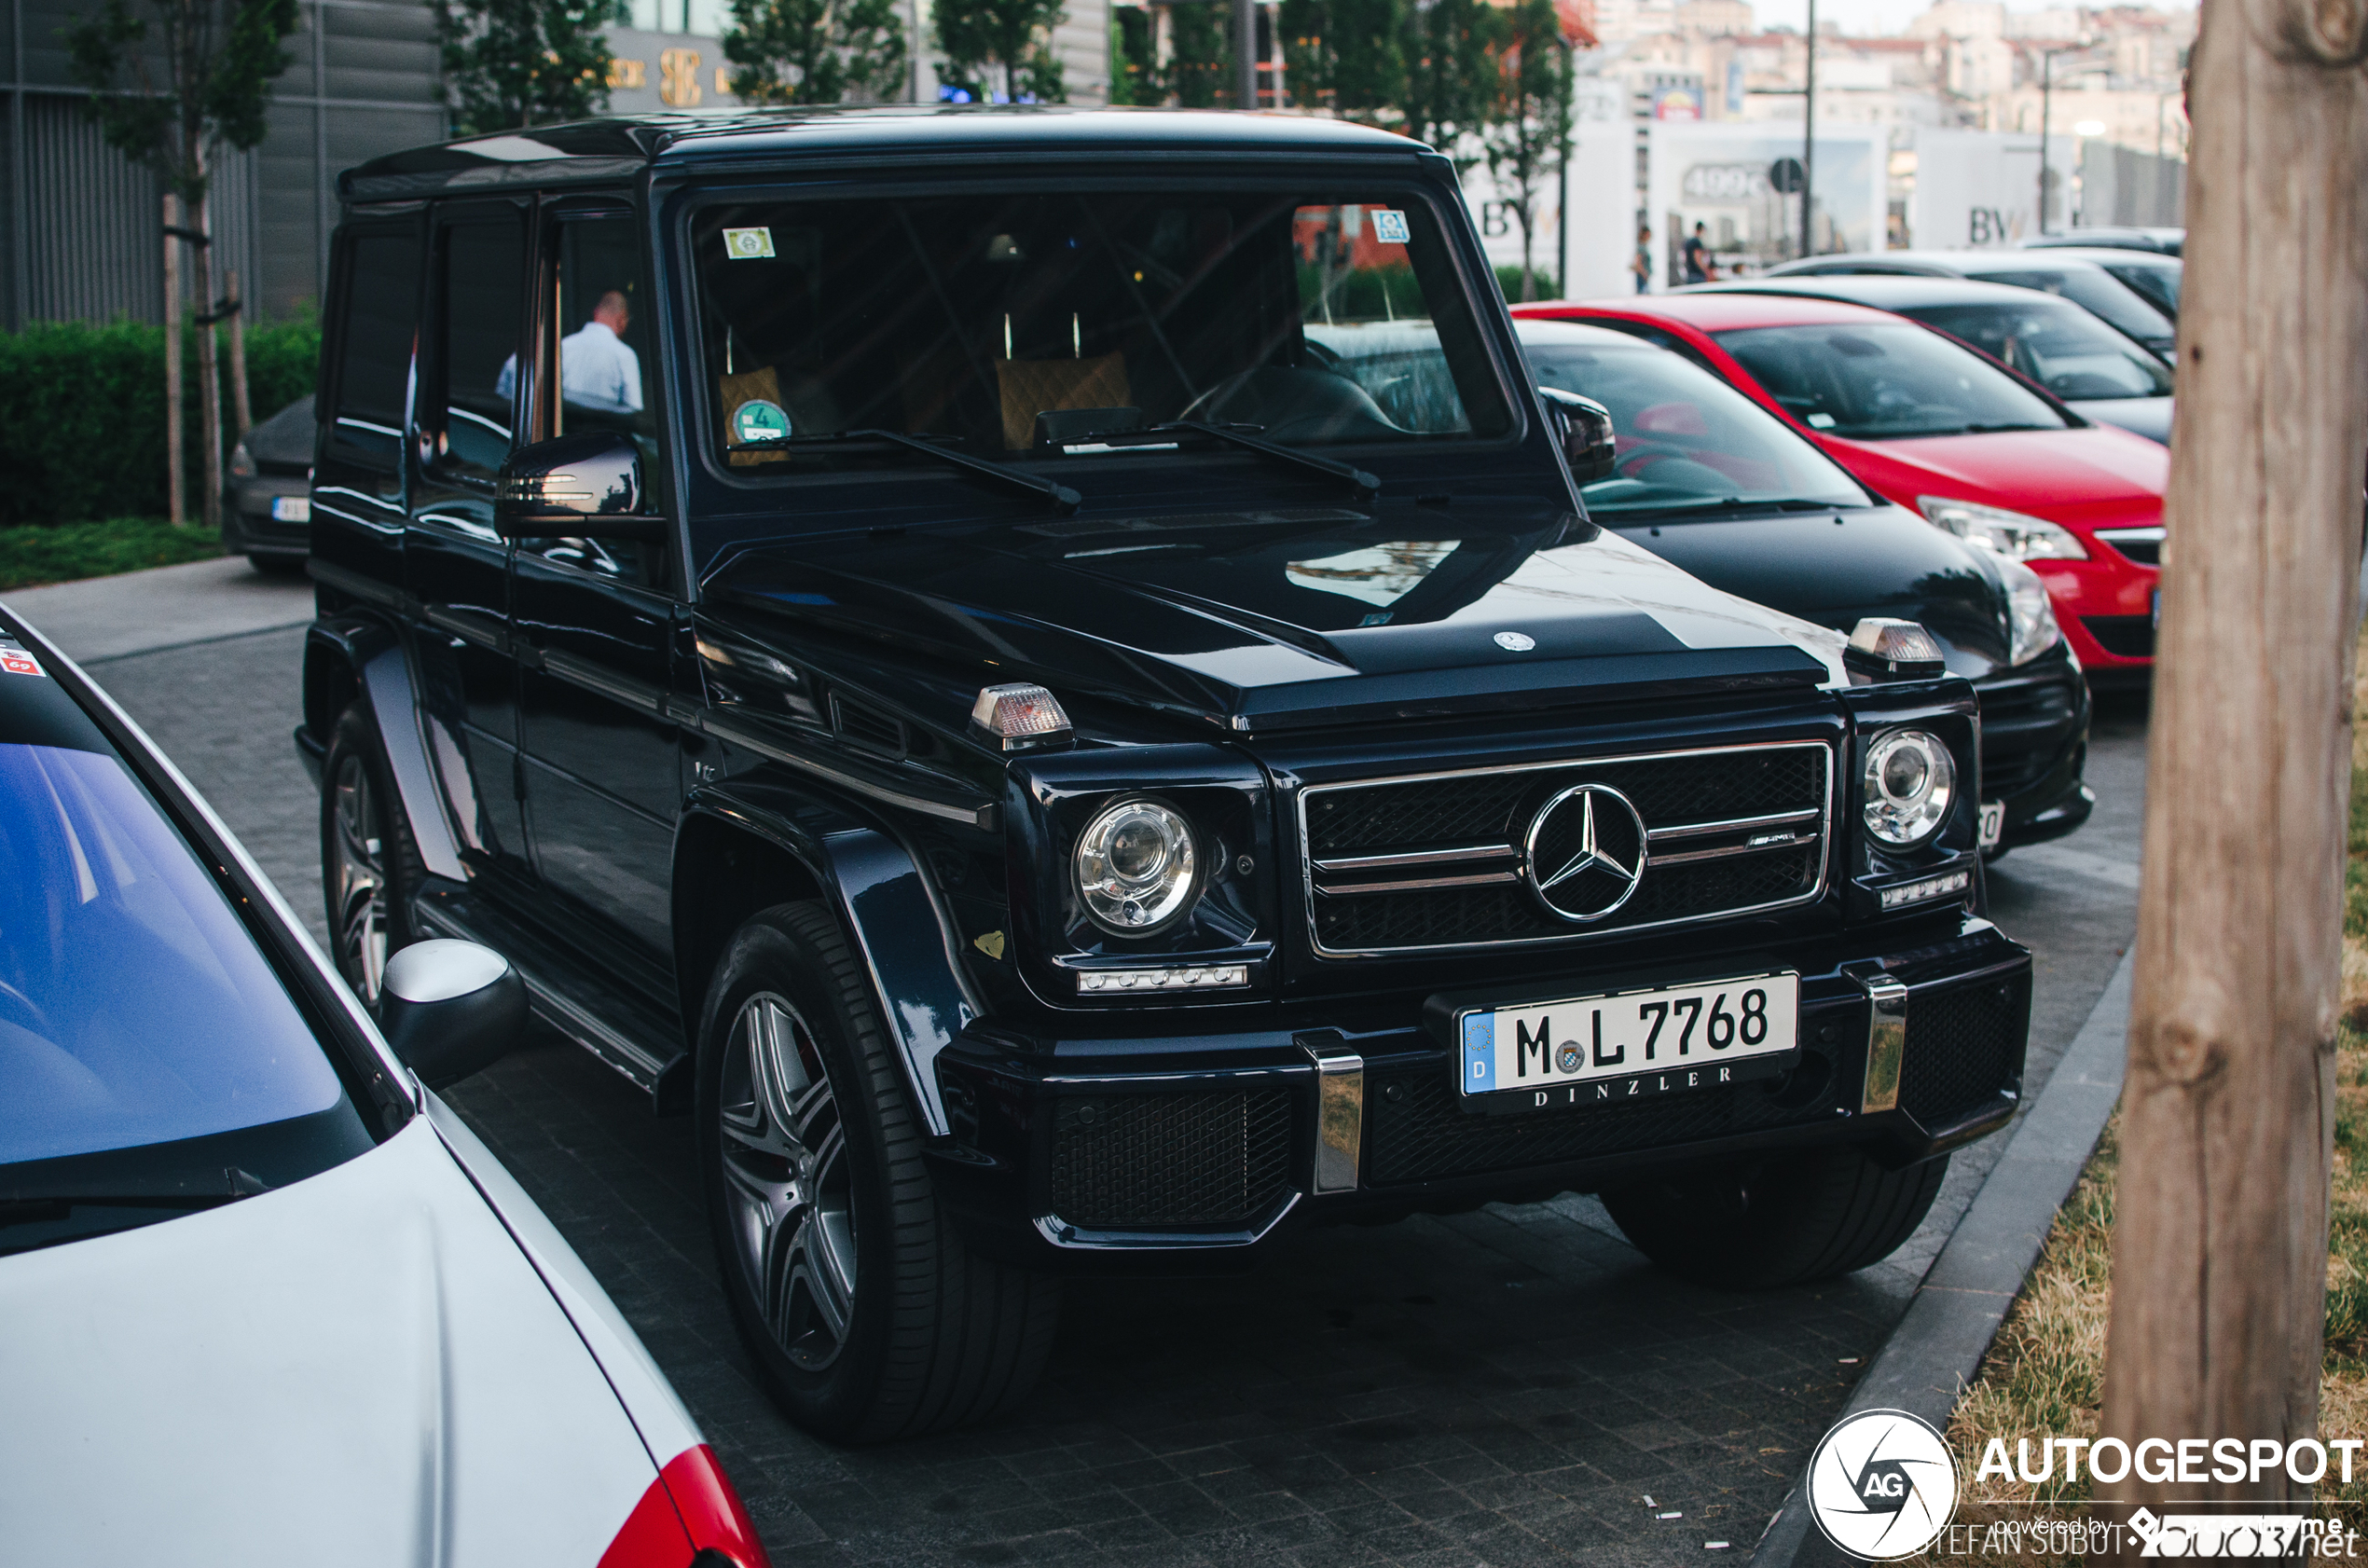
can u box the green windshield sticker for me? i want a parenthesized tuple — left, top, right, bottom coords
(733, 399, 791, 444)
(723, 227, 777, 260)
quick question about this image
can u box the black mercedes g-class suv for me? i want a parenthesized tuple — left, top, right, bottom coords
(296, 107, 2031, 1444)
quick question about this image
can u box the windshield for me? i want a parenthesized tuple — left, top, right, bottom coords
(0, 740, 349, 1171)
(1715, 322, 2071, 440)
(1904, 299, 2174, 401)
(2100, 259, 2181, 319)
(1966, 265, 2174, 344)
(1523, 337, 1866, 514)
(689, 188, 1510, 471)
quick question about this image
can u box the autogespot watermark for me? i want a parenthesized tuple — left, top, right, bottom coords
(1804, 1412, 2368, 1561)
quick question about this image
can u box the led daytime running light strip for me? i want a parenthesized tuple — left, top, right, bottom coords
(1879, 869, 1971, 911)
(1076, 964, 1250, 995)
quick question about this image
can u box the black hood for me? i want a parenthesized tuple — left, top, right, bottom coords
(242, 398, 318, 472)
(704, 502, 1843, 733)
(1606, 502, 2012, 677)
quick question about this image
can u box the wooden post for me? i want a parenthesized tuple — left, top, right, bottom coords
(225, 268, 251, 439)
(2098, 0, 2368, 1535)
(190, 154, 223, 534)
(162, 191, 184, 528)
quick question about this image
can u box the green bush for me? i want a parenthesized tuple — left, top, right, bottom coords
(0, 317, 320, 527)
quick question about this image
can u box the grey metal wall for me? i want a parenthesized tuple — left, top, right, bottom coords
(2080, 142, 2187, 229)
(1, 0, 445, 331)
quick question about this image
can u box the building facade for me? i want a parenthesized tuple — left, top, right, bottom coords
(0, 0, 1109, 331)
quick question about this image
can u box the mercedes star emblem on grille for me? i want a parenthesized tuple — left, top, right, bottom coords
(1494, 630, 1536, 651)
(1522, 783, 1648, 921)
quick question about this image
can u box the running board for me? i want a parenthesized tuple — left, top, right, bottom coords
(412, 887, 692, 1114)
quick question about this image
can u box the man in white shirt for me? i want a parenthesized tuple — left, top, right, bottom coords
(560, 291, 642, 414)
(494, 291, 642, 415)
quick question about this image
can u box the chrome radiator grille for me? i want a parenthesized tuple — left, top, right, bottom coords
(1300, 742, 1833, 956)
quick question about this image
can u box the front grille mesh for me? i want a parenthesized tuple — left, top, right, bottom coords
(1367, 1066, 1835, 1186)
(1899, 973, 2029, 1128)
(2081, 615, 2156, 659)
(1049, 1090, 1293, 1230)
(1303, 744, 1830, 955)
(1978, 678, 2081, 795)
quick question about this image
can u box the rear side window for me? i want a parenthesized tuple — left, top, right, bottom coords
(328, 229, 423, 484)
(434, 217, 526, 480)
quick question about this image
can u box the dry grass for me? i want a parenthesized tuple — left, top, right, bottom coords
(1926, 631, 2368, 1552)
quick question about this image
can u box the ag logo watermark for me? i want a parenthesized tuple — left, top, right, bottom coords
(1809, 1409, 1961, 1560)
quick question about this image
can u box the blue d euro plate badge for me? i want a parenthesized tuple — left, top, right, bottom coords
(1456, 970, 1800, 1114)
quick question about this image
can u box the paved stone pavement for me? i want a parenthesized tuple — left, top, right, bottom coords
(15, 561, 2150, 1568)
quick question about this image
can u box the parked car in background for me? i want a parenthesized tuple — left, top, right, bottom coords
(1506, 319, 2091, 851)
(2023, 245, 2182, 323)
(1755, 250, 2176, 362)
(301, 108, 2038, 1441)
(2020, 227, 2182, 256)
(0, 606, 768, 1568)
(223, 397, 316, 571)
(1515, 292, 2168, 681)
(1688, 276, 2176, 445)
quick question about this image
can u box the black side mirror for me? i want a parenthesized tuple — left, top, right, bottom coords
(377, 940, 530, 1090)
(1539, 388, 1618, 484)
(495, 431, 666, 541)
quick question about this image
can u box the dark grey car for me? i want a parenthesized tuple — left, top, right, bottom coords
(223, 398, 316, 570)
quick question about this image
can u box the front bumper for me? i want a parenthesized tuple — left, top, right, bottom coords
(928, 915, 2030, 1272)
(223, 476, 311, 559)
(1974, 647, 2093, 848)
(2033, 551, 2157, 677)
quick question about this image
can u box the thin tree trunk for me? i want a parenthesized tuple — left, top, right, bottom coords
(226, 268, 251, 438)
(192, 158, 223, 534)
(162, 190, 185, 528)
(2098, 0, 2368, 1541)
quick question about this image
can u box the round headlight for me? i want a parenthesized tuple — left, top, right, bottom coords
(1073, 797, 1199, 935)
(1864, 730, 1957, 846)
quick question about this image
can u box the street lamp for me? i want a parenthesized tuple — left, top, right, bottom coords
(1800, 0, 1816, 259)
(2035, 41, 2107, 234)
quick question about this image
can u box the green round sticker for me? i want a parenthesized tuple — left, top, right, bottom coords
(734, 399, 791, 444)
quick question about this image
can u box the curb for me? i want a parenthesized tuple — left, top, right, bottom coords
(1749, 949, 2135, 1567)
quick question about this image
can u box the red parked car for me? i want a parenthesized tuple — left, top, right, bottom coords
(1511, 293, 2168, 680)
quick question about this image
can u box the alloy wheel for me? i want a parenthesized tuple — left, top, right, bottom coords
(330, 752, 389, 1005)
(719, 992, 857, 1371)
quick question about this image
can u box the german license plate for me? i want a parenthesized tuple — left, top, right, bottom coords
(1456, 971, 1799, 1113)
(1978, 801, 2004, 848)
(271, 495, 310, 522)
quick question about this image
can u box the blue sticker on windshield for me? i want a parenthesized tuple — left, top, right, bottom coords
(1370, 209, 1411, 244)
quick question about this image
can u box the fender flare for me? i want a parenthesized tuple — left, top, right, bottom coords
(304, 615, 470, 884)
(679, 785, 985, 1139)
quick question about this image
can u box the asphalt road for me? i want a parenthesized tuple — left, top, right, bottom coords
(7, 561, 2150, 1568)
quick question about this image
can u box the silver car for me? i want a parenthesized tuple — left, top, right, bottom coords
(0, 607, 771, 1568)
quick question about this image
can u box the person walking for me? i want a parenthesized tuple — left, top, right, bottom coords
(1682, 222, 1714, 284)
(1631, 225, 1654, 293)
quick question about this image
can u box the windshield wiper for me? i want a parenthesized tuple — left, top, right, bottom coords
(1596, 496, 1850, 517)
(1957, 422, 2058, 433)
(0, 1168, 270, 1228)
(744, 430, 1080, 514)
(1134, 421, 1381, 500)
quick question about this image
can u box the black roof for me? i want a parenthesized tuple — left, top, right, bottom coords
(340, 106, 1435, 201)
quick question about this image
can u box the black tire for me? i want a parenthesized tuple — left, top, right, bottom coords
(1602, 1147, 1948, 1289)
(696, 901, 1058, 1443)
(319, 702, 425, 1007)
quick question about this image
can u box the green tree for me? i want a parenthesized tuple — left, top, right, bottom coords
(1480, 0, 1571, 301)
(933, 0, 1067, 103)
(1279, 0, 1405, 125)
(64, 0, 300, 529)
(1164, 0, 1232, 106)
(1400, 0, 1500, 160)
(1109, 5, 1159, 103)
(725, 0, 907, 103)
(433, 0, 626, 133)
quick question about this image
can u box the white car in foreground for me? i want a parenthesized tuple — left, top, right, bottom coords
(0, 607, 770, 1568)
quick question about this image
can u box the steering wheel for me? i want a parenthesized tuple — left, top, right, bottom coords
(0, 976, 49, 1039)
(1181, 365, 1401, 444)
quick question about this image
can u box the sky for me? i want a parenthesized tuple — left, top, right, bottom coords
(1743, 0, 2191, 36)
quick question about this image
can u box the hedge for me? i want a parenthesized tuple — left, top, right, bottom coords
(0, 317, 320, 527)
